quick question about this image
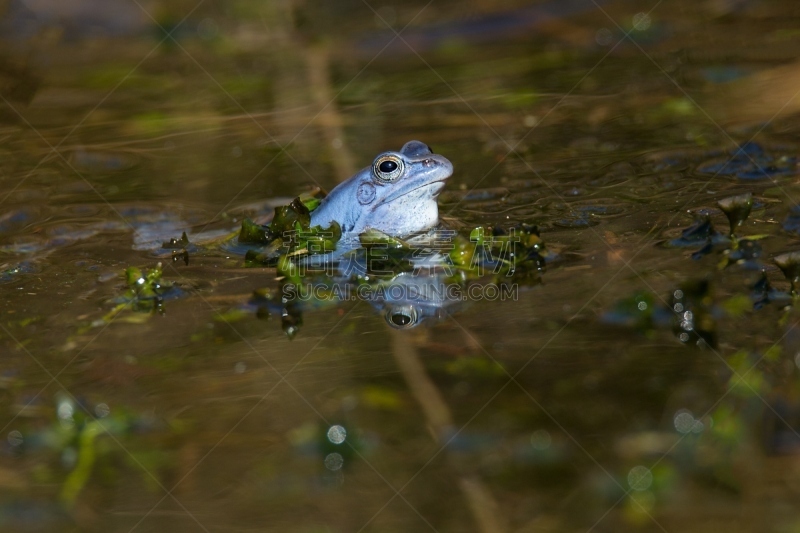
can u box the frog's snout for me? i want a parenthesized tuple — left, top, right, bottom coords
(417, 155, 452, 178)
(434, 155, 454, 178)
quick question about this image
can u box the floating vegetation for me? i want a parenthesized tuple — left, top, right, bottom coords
(665, 215, 723, 253)
(717, 192, 753, 238)
(162, 231, 190, 249)
(97, 263, 181, 325)
(751, 271, 792, 311)
(162, 231, 191, 265)
(449, 224, 548, 280)
(238, 217, 272, 245)
(774, 251, 800, 296)
(241, 191, 341, 265)
(659, 194, 800, 321)
(232, 194, 551, 337)
(665, 192, 768, 269)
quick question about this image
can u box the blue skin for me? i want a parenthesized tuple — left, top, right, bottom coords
(310, 141, 453, 238)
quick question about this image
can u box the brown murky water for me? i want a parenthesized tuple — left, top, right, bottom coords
(3, 0, 800, 531)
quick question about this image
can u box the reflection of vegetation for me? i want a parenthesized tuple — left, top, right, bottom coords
(602, 280, 717, 347)
(360, 385, 404, 411)
(129, 111, 171, 137)
(12, 395, 137, 509)
(605, 254, 800, 347)
(443, 356, 505, 378)
(286, 421, 360, 470)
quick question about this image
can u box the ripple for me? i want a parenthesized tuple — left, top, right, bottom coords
(782, 205, 800, 234)
(45, 223, 104, 247)
(588, 173, 634, 188)
(637, 146, 718, 173)
(69, 149, 140, 173)
(0, 207, 42, 234)
(54, 181, 94, 195)
(3, 188, 49, 203)
(0, 238, 47, 254)
(696, 141, 798, 180)
(0, 261, 40, 283)
(502, 177, 541, 190)
(439, 187, 509, 204)
(553, 217, 600, 228)
(539, 197, 630, 228)
(614, 173, 689, 201)
(61, 204, 102, 217)
(504, 190, 545, 207)
(569, 199, 627, 217)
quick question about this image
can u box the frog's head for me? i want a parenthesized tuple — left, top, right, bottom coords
(353, 140, 453, 236)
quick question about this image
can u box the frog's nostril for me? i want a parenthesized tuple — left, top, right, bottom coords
(426, 144, 434, 153)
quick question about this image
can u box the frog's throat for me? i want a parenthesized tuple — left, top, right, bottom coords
(373, 179, 447, 209)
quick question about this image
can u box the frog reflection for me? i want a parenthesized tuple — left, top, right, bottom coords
(252, 264, 464, 335)
(369, 270, 463, 330)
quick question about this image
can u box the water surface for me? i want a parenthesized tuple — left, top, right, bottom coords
(2, 1, 800, 531)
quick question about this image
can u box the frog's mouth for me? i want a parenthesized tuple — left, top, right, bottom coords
(376, 179, 448, 208)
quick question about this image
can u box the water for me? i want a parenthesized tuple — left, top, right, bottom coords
(2, 0, 800, 531)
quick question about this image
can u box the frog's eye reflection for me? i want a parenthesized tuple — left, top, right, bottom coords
(385, 306, 418, 329)
(373, 155, 404, 182)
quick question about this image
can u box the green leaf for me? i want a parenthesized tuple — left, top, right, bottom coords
(238, 218, 272, 244)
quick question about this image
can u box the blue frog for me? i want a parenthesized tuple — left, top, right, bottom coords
(310, 140, 453, 238)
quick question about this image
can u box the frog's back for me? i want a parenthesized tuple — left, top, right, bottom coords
(309, 170, 366, 233)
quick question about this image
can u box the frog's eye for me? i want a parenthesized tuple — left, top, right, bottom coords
(373, 155, 404, 182)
